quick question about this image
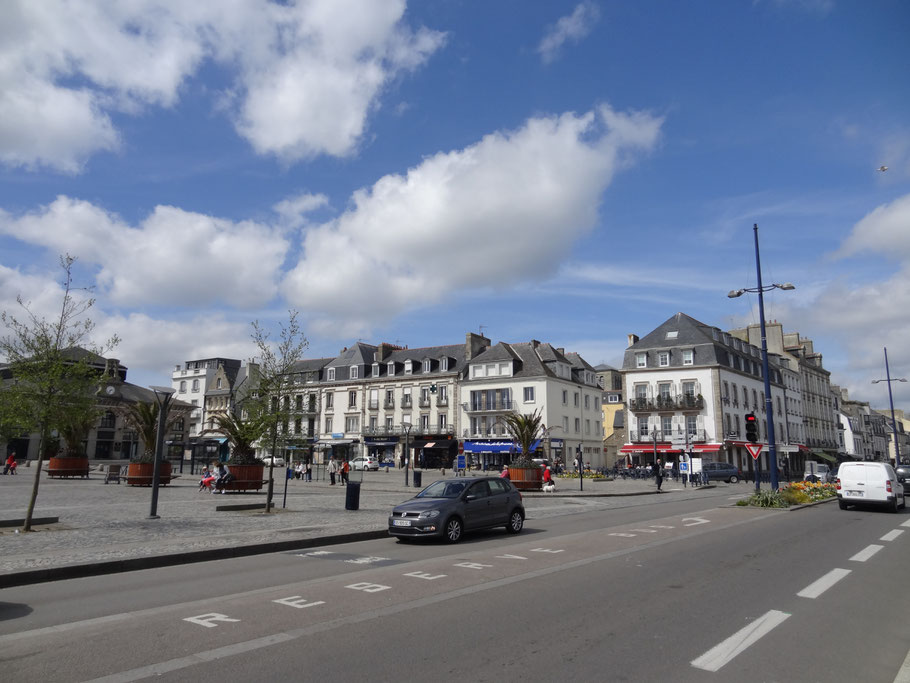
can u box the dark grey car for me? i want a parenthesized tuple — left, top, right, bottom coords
(388, 477, 525, 543)
(702, 461, 742, 483)
(895, 464, 910, 495)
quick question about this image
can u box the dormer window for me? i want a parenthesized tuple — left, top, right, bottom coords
(636, 353, 647, 368)
(665, 331, 678, 340)
(682, 349, 694, 366)
(440, 357, 449, 371)
(327, 368, 336, 381)
(387, 362, 395, 376)
(350, 366, 358, 379)
(658, 352, 669, 367)
(423, 359, 431, 373)
(405, 360, 413, 375)
(372, 363, 379, 377)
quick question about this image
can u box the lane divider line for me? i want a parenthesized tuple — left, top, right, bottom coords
(880, 530, 904, 542)
(691, 609, 791, 672)
(850, 545, 884, 562)
(901, 520, 910, 529)
(797, 568, 851, 599)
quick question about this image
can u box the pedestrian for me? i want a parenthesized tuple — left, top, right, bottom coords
(3, 452, 17, 475)
(341, 459, 350, 485)
(327, 457, 337, 485)
(542, 465, 555, 491)
(654, 458, 663, 492)
(295, 463, 303, 480)
(500, 465, 510, 480)
(305, 461, 312, 482)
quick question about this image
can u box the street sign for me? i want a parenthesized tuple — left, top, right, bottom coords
(745, 443, 763, 460)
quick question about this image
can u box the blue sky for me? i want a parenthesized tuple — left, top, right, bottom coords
(1, 0, 908, 409)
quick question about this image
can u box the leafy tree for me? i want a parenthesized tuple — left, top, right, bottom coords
(250, 310, 308, 512)
(502, 408, 543, 468)
(120, 401, 192, 463)
(204, 412, 268, 464)
(0, 256, 119, 531)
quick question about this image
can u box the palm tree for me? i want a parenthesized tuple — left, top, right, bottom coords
(502, 408, 543, 468)
(58, 408, 100, 457)
(205, 412, 267, 465)
(120, 401, 187, 463)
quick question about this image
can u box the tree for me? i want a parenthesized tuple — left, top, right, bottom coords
(120, 401, 192, 463)
(502, 408, 543, 468)
(205, 412, 268, 464)
(250, 310, 308, 512)
(0, 255, 119, 531)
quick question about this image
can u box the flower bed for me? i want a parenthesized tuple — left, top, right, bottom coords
(737, 481, 837, 508)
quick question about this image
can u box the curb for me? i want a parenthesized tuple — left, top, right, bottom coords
(0, 529, 390, 589)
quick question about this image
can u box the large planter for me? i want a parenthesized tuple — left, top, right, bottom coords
(227, 463, 266, 491)
(47, 456, 90, 479)
(508, 466, 543, 491)
(126, 461, 172, 486)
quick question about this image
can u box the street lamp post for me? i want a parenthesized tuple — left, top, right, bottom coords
(728, 224, 795, 491)
(403, 423, 413, 487)
(872, 347, 907, 466)
(148, 385, 176, 520)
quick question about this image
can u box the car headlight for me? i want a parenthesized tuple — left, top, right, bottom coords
(418, 510, 440, 519)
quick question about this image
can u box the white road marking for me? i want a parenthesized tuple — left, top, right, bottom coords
(344, 556, 389, 565)
(273, 596, 325, 609)
(797, 568, 851, 599)
(901, 520, 910, 528)
(530, 548, 565, 553)
(404, 571, 446, 580)
(345, 582, 390, 593)
(496, 554, 528, 560)
(682, 517, 710, 527)
(850, 545, 884, 562)
(880, 530, 904, 542)
(454, 562, 492, 570)
(649, 525, 674, 529)
(691, 610, 791, 672)
(182, 613, 240, 628)
(609, 533, 636, 538)
(630, 529, 658, 533)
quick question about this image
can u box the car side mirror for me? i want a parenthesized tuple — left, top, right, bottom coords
(465, 494, 477, 502)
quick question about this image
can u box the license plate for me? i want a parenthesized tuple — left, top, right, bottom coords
(846, 490, 863, 497)
(392, 519, 411, 527)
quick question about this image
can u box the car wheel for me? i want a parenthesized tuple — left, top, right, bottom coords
(444, 517, 463, 543)
(890, 498, 899, 513)
(506, 509, 524, 534)
(838, 500, 847, 510)
(729, 475, 739, 484)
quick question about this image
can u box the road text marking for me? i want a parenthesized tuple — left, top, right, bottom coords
(691, 610, 791, 672)
(850, 545, 884, 562)
(496, 554, 528, 560)
(273, 596, 325, 609)
(609, 533, 636, 538)
(346, 582, 390, 593)
(183, 613, 240, 628)
(797, 568, 851, 599)
(682, 517, 710, 527)
(404, 571, 446, 580)
(455, 562, 492, 570)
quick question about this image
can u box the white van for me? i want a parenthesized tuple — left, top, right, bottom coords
(836, 462, 905, 512)
(804, 462, 831, 483)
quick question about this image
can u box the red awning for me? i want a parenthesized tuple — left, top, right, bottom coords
(692, 444, 722, 453)
(620, 444, 680, 454)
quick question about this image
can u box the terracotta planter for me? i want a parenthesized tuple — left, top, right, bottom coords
(47, 456, 90, 479)
(126, 461, 172, 486)
(226, 464, 266, 491)
(508, 466, 543, 491)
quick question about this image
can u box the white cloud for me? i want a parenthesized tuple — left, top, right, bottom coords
(0, 196, 289, 309)
(538, 2, 600, 64)
(835, 193, 910, 259)
(273, 193, 330, 229)
(0, 0, 445, 172)
(282, 104, 662, 334)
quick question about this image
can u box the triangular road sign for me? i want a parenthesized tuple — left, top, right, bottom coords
(745, 443, 763, 460)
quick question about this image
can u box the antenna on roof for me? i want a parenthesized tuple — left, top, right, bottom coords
(479, 325, 486, 336)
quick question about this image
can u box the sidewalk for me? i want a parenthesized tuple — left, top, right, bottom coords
(0, 464, 709, 588)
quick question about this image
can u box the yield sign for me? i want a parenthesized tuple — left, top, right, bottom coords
(745, 443, 763, 460)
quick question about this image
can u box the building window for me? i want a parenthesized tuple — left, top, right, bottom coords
(402, 388, 412, 407)
(658, 351, 669, 367)
(327, 367, 336, 381)
(662, 416, 672, 436)
(423, 359, 431, 373)
(584, 394, 590, 409)
(405, 361, 413, 375)
(441, 357, 449, 371)
(686, 415, 697, 435)
(325, 392, 334, 409)
(179, 380, 186, 393)
(385, 416, 393, 430)
(585, 419, 591, 435)
(682, 349, 694, 365)
(350, 366, 358, 379)
(608, 394, 619, 403)
(372, 363, 379, 377)
(562, 390, 568, 405)
(192, 379, 199, 392)
(574, 417, 580, 433)
(523, 387, 535, 402)
(574, 392, 580, 407)
(345, 416, 359, 433)
(420, 414, 429, 430)
(348, 391, 356, 408)
(216, 378, 223, 389)
(638, 417, 649, 436)
(636, 353, 647, 368)
(563, 416, 569, 432)
(325, 417, 333, 433)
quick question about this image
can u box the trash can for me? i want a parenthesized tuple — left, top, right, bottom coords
(413, 471, 422, 488)
(345, 481, 361, 510)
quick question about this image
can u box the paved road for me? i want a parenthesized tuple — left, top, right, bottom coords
(0, 462, 733, 586)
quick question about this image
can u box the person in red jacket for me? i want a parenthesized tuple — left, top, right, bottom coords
(500, 466, 510, 480)
(542, 465, 553, 485)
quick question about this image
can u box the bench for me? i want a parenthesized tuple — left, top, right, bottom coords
(104, 464, 122, 484)
(215, 479, 267, 493)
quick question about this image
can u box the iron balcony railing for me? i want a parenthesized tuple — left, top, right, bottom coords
(462, 399, 515, 412)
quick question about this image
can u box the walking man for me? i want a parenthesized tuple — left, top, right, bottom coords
(654, 458, 663, 492)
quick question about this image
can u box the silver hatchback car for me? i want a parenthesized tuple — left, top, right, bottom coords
(389, 477, 525, 543)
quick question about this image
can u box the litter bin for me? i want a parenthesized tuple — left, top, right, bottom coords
(413, 470, 422, 488)
(345, 481, 361, 510)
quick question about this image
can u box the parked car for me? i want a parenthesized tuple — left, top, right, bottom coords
(836, 461, 905, 512)
(701, 461, 742, 483)
(388, 476, 525, 543)
(351, 456, 380, 471)
(260, 456, 285, 467)
(803, 462, 832, 483)
(893, 463, 910, 495)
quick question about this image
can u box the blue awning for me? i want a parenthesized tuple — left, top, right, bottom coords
(463, 440, 514, 454)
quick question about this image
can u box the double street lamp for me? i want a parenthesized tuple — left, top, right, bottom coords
(148, 385, 176, 519)
(728, 224, 795, 491)
(872, 348, 907, 466)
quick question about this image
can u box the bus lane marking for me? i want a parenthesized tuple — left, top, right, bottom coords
(273, 597, 325, 609)
(346, 583, 391, 593)
(404, 572, 446, 580)
(183, 614, 241, 628)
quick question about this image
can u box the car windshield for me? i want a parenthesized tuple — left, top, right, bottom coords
(416, 481, 466, 499)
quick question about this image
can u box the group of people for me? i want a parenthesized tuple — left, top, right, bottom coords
(326, 457, 350, 485)
(499, 464, 556, 490)
(198, 463, 234, 493)
(293, 462, 313, 481)
(3, 452, 17, 475)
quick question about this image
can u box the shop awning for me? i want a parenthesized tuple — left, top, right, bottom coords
(811, 451, 837, 463)
(421, 439, 456, 449)
(364, 440, 398, 446)
(463, 440, 514, 454)
(620, 444, 679, 454)
(317, 439, 353, 445)
(692, 444, 722, 453)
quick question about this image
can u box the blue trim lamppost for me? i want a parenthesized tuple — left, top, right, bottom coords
(728, 224, 795, 491)
(872, 348, 907, 466)
(148, 385, 176, 519)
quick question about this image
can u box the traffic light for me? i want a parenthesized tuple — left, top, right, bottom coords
(745, 413, 758, 443)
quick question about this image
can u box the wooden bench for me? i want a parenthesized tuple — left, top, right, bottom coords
(214, 479, 267, 493)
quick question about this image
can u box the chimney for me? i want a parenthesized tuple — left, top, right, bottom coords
(627, 334, 639, 347)
(556, 347, 565, 356)
(465, 332, 490, 361)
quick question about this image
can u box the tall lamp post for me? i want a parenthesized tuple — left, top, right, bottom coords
(728, 224, 795, 491)
(402, 422, 413, 487)
(872, 347, 907, 466)
(148, 385, 176, 520)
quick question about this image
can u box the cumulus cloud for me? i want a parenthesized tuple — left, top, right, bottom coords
(282, 104, 662, 335)
(0, 196, 289, 308)
(538, 2, 600, 64)
(0, 0, 445, 172)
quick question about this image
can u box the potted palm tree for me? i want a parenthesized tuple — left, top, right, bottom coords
(205, 412, 267, 491)
(47, 410, 97, 478)
(502, 408, 544, 491)
(121, 401, 176, 486)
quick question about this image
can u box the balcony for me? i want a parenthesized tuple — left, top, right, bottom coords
(463, 399, 514, 413)
(368, 400, 379, 410)
(629, 430, 666, 443)
(418, 397, 431, 408)
(383, 398, 395, 409)
(401, 397, 413, 408)
(436, 396, 449, 407)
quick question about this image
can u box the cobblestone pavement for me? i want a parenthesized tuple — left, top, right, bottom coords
(0, 463, 735, 583)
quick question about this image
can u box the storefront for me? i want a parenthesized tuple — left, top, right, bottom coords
(462, 439, 542, 470)
(413, 439, 458, 469)
(364, 437, 399, 465)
